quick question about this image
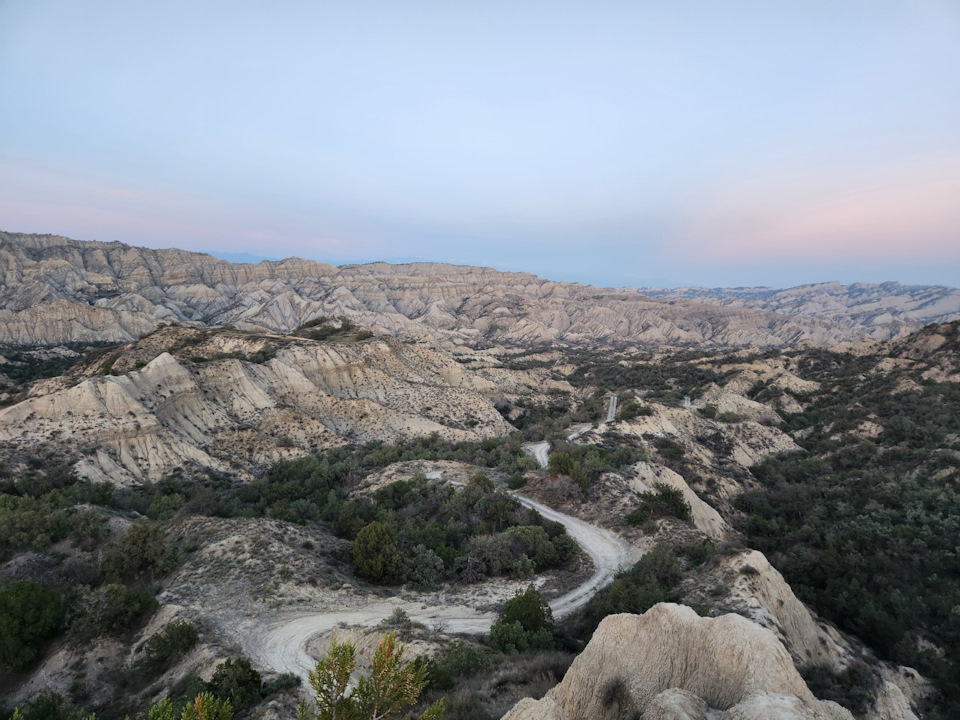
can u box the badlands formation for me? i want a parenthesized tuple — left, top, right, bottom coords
(2, 233, 956, 720)
(641, 282, 960, 333)
(0, 326, 515, 484)
(0, 231, 936, 348)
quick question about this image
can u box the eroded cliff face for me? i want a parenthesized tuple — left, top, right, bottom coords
(0, 232, 870, 348)
(503, 604, 854, 720)
(0, 328, 513, 483)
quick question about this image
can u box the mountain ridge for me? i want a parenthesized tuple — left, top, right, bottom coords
(7, 231, 956, 349)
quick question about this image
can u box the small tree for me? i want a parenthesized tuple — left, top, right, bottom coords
(299, 632, 443, 720)
(487, 585, 554, 653)
(0, 580, 62, 669)
(147, 698, 174, 720)
(103, 519, 171, 583)
(180, 693, 233, 720)
(352, 522, 406, 585)
(208, 658, 263, 711)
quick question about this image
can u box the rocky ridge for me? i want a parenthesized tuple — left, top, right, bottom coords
(0, 327, 513, 484)
(639, 281, 960, 335)
(0, 232, 882, 348)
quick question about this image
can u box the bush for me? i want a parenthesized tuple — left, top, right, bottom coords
(352, 522, 406, 585)
(585, 546, 682, 631)
(3, 693, 84, 720)
(429, 641, 490, 689)
(487, 621, 531, 654)
(70, 583, 157, 640)
(633, 482, 691, 523)
(506, 472, 527, 490)
(405, 545, 445, 590)
(102, 520, 172, 583)
(684, 538, 716, 566)
(0, 580, 62, 669)
(261, 672, 300, 696)
(142, 620, 199, 672)
(801, 662, 878, 716)
(488, 585, 554, 653)
(209, 658, 263, 711)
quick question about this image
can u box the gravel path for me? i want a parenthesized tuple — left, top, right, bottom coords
(523, 441, 550, 469)
(241, 490, 635, 685)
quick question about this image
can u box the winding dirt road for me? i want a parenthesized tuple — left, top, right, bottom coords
(240, 491, 635, 684)
(523, 441, 551, 469)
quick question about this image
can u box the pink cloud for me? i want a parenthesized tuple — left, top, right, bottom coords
(675, 152, 960, 262)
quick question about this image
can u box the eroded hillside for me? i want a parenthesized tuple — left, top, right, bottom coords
(0, 232, 878, 348)
(0, 326, 522, 485)
(4, 322, 959, 720)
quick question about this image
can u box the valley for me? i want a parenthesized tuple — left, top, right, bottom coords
(1, 236, 959, 720)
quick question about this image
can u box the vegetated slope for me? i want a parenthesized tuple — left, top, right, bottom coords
(0, 231, 867, 348)
(733, 322, 960, 717)
(640, 281, 960, 335)
(0, 326, 513, 484)
(502, 339, 938, 719)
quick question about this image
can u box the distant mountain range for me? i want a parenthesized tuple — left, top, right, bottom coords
(638, 282, 960, 331)
(1, 231, 957, 348)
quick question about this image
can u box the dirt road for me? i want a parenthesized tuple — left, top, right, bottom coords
(523, 441, 550, 469)
(240, 490, 635, 684)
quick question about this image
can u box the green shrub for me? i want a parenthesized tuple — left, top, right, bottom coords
(585, 546, 682, 631)
(801, 662, 878, 716)
(487, 621, 530, 654)
(429, 641, 490, 689)
(102, 520, 173, 583)
(634, 482, 691, 523)
(146, 493, 185, 521)
(684, 538, 716, 566)
(488, 585, 554, 653)
(69, 583, 157, 640)
(0, 580, 62, 669)
(506, 472, 527, 490)
(352, 522, 406, 585)
(261, 672, 300, 696)
(716, 411, 743, 423)
(404, 545, 445, 590)
(3, 693, 84, 720)
(143, 620, 199, 672)
(209, 658, 262, 711)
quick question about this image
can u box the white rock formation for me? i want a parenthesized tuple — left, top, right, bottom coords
(629, 461, 729, 541)
(0, 334, 514, 483)
(502, 604, 855, 720)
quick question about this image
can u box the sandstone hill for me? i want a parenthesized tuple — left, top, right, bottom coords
(504, 604, 855, 720)
(640, 281, 960, 336)
(0, 326, 513, 484)
(0, 231, 878, 348)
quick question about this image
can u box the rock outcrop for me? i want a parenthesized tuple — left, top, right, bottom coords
(629, 461, 729, 541)
(502, 604, 853, 720)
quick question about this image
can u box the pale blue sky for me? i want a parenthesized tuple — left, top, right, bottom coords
(2, 1, 959, 287)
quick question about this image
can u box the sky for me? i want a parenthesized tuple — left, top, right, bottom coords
(1, 0, 959, 289)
